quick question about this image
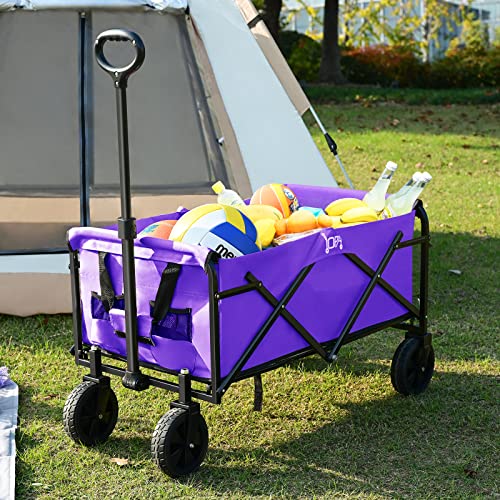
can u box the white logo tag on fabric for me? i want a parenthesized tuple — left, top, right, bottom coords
(322, 233, 343, 254)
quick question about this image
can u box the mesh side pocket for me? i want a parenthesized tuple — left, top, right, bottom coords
(150, 305, 192, 342)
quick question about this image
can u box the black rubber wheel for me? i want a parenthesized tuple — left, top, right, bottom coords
(151, 408, 208, 478)
(63, 381, 118, 446)
(391, 337, 435, 395)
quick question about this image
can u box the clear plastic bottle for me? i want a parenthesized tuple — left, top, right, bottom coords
(211, 181, 245, 207)
(383, 172, 432, 218)
(363, 161, 398, 212)
(385, 172, 423, 206)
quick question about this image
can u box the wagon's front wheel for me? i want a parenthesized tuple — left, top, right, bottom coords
(63, 380, 118, 446)
(391, 337, 434, 395)
(151, 408, 208, 478)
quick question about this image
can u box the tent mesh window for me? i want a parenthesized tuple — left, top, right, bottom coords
(0, 11, 81, 252)
(88, 12, 229, 227)
(0, 10, 230, 252)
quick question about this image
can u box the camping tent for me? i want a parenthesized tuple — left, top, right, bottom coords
(0, 0, 338, 316)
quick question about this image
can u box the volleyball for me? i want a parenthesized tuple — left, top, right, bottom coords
(138, 220, 177, 240)
(250, 184, 299, 218)
(169, 204, 260, 258)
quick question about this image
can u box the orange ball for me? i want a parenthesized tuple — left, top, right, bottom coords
(250, 184, 299, 218)
(138, 220, 177, 240)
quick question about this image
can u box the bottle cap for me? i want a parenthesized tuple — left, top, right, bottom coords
(412, 172, 423, 182)
(386, 161, 398, 171)
(422, 172, 432, 182)
(212, 181, 225, 194)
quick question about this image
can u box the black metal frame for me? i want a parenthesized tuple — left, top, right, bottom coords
(69, 28, 431, 410)
(69, 200, 431, 406)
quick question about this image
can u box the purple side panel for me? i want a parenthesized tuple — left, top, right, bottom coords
(76, 231, 211, 379)
(217, 211, 414, 378)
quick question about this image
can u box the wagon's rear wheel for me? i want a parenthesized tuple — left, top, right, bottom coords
(63, 380, 118, 446)
(151, 408, 208, 478)
(391, 337, 434, 395)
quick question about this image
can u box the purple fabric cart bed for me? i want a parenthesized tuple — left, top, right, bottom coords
(69, 184, 415, 381)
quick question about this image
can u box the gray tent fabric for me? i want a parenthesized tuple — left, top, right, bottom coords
(0, 11, 80, 191)
(0, 1, 338, 315)
(0, 0, 186, 11)
(0, 377, 18, 500)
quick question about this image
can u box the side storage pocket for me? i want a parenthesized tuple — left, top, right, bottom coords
(91, 292, 124, 321)
(149, 304, 192, 342)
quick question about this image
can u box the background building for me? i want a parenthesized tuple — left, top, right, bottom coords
(282, 0, 497, 60)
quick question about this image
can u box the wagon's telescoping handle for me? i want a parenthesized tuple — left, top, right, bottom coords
(94, 29, 149, 391)
(95, 29, 145, 88)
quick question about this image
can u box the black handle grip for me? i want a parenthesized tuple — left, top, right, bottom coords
(95, 29, 145, 87)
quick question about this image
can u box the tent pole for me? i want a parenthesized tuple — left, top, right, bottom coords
(78, 12, 91, 227)
(309, 106, 355, 189)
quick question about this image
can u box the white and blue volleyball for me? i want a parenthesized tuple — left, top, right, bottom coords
(169, 204, 260, 258)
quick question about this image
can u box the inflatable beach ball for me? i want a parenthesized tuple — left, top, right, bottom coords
(169, 204, 260, 259)
(138, 219, 177, 240)
(250, 183, 299, 218)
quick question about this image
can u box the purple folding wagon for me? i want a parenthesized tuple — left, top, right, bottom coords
(63, 30, 435, 478)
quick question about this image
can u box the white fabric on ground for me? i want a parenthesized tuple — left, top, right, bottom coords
(0, 380, 18, 500)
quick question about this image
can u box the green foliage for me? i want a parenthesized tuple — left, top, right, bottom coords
(494, 26, 500, 48)
(251, 0, 265, 10)
(341, 0, 493, 63)
(278, 30, 322, 81)
(447, 9, 490, 54)
(336, 44, 499, 88)
(304, 86, 500, 106)
(282, 0, 324, 40)
(429, 47, 500, 88)
(341, 45, 425, 87)
(342, 0, 453, 59)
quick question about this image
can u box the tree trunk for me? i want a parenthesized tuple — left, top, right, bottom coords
(319, 0, 347, 84)
(261, 0, 282, 42)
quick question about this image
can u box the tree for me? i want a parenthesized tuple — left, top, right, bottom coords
(449, 7, 490, 54)
(319, 0, 347, 83)
(256, 0, 283, 42)
(342, 0, 465, 62)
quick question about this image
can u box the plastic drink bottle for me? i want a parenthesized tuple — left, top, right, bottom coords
(212, 181, 245, 207)
(383, 172, 432, 218)
(363, 161, 398, 212)
(385, 172, 423, 206)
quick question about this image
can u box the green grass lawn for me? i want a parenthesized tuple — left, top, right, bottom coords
(1, 102, 499, 499)
(305, 86, 500, 105)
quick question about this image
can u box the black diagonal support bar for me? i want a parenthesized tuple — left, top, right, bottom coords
(245, 271, 330, 361)
(216, 265, 314, 396)
(344, 253, 420, 317)
(216, 281, 259, 300)
(328, 231, 404, 361)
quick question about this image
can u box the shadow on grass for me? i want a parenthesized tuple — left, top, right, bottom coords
(13, 360, 497, 497)
(190, 367, 497, 497)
